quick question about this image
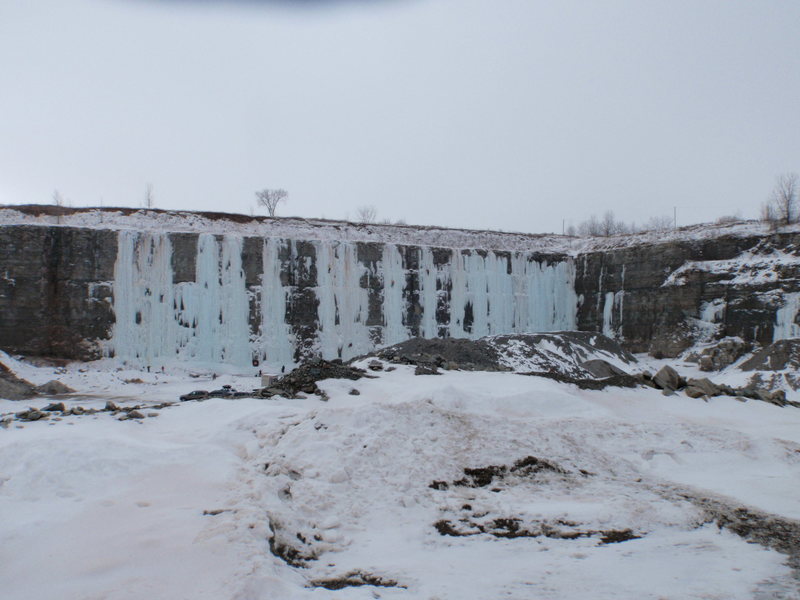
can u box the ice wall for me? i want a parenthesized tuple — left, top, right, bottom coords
(112, 231, 251, 368)
(111, 234, 578, 370)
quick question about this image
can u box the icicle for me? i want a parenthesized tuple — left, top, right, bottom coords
(315, 241, 371, 360)
(381, 244, 408, 346)
(259, 238, 295, 370)
(111, 230, 175, 367)
(418, 247, 438, 338)
(448, 250, 468, 338)
(602, 291, 615, 337)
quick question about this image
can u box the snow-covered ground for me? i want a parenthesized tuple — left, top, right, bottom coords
(2, 356, 800, 599)
(2, 206, 795, 254)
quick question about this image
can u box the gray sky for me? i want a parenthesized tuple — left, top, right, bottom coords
(1, 0, 798, 233)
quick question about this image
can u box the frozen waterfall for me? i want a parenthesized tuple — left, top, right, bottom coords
(110, 233, 578, 370)
(774, 292, 800, 341)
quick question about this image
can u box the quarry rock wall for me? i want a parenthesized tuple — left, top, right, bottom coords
(0, 223, 577, 367)
(575, 232, 800, 356)
(1, 210, 799, 365)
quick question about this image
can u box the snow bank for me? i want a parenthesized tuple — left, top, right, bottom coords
(3, 365, 799, 599)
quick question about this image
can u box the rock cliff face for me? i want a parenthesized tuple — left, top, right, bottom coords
(575, 232, 800, 356)
(1, 207, 799, 365)
(0, 225, 116, 359)
(0, 217, 576, 366)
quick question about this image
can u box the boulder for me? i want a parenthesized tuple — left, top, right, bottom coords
(580, 359, 628, 379)
(414, 364, 441, 376)
(756, 389, 786, 407)
(693, 338, 752, 372)
(686, 378, 721, 397)
(15, 408, 46, 421)
(0, 378, 36, 400)
(684, 386, 708, 399)
(35, 380, 74, 395)
(653, 365, 682, 391)
(0, 361, 36, 400)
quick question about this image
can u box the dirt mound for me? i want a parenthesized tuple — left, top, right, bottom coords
(257, 359, 373, 400)
(370, 332, 636, 379)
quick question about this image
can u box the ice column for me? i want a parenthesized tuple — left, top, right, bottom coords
(111, 230, 175, 366)
(418, 247, 439, 338)
(511, 256, 578, 334)
(774, 292, 800, 341)
(315, 241, 372, 360)
(258, 238, 296, 369)
(173, 234, 250, 366)
(602, 291, 615, 337)
(382, 244, 409, 346)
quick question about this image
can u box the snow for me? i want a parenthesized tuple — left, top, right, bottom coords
(1, 356, 799, 599)
(663, 247, 800, 287)
(0, 206, 791, 255)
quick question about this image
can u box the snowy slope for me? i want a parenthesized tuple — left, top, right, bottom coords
(1, 358, 799, 600)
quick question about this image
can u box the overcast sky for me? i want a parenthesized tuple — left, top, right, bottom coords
(1, 0, 798, 233)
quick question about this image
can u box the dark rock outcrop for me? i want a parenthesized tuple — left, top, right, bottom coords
(686, 337, 752, 372)
(740, 339, 800, 372)
(257, 359, 373, 400)
(0, 361, 36, 400)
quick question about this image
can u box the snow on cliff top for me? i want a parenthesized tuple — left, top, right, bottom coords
(0, 205, 789, 254)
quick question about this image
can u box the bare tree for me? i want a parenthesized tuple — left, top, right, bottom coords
(255, 188, 288, 217)
(761, 201, 779, 230)
(144, 183, 154, 209)
(578, 214, 601, 236)
(600, 211, 616, 236)
(763, 173, 798, 226)
(575, 211, 631, 237)
(355, 205, 377, 224)
(52, 189, 64, 207)
(642, 215, 674, 232)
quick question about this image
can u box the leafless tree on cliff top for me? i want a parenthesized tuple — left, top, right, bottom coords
(255, 188, 288, 217)
(355, 205, 377, 224)
(144, 183, 154, 209)
(762, 173, 798, 227)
